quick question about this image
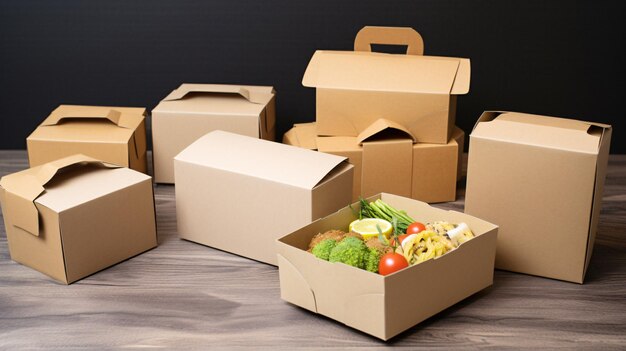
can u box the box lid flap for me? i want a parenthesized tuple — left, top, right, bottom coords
(472, 112, 609, 153)
(356, 118, 416, 144)
(0, 154, 120, 236)
(175, 130, 349, 189)
(162, 84, 275, 105)
(302, 50, 469, 95)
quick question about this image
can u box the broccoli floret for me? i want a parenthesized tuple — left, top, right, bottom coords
(311, 239, 337, 260)
(365, 247, 384, 273)
(329, 237, 368, 269)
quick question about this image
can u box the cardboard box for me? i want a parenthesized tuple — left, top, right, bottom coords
(276, 193, 498, 340)
(283, 121, 464, 202)
(27, 105, 148, 173)
(0, 155, 157, 284)
(174, 130, 353, 265)
(302, 26, 470, 144)
(465, 111, 612, 283)
(152, 83, 276, 183)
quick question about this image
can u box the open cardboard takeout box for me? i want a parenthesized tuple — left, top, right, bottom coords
(276, 193, 498, 340)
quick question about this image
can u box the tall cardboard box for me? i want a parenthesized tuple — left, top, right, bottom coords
(277, 193, 498, 340)
(27, 105, 148, 173)
(0, 155, 158, 284)
(302, 26, 470, 144)
(174, 130, 353, 265)
(283, 121, 465, 202)
(152, 83, 276, 184)
(465, 111, 612, 283)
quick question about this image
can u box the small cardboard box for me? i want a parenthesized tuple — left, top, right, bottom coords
(174, 130, 353, 265)
(276, 193, 498, 340)
(152, 83, 276, 184)
(27, 105, 148, 173)
(302, 26, 470, 144)
(0, 155, 157, 284)
(283, 121, 464, 202)
(465, 111, 612, 283)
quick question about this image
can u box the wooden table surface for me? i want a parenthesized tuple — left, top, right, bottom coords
(1, 150, 625, 350)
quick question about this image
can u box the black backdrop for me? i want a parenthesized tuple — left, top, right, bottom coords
(1, 1, 623, 152)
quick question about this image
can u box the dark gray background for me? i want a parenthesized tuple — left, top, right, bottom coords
(0, 1, 623, 152)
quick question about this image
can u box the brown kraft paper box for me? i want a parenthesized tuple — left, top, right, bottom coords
(283, 121, 465, 202)
(0, 154, 158, 284)
(152, 83, 276, 184)
(465, 111, 612, 283)
(276, 193, 498, 340)
(27, 105, 148, 173)
(302, 26, 470, 144)
(174, 130, 353, 266)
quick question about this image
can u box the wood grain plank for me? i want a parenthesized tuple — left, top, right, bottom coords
(0, 151, 625, 349)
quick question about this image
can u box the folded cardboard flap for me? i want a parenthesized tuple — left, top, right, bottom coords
(354, 26, 424, 56)
(42, 109, 124, 128)
(582, 126, 612, 279)
(277, 254, 318, 313)
(162, 84, 273, 105)
(356, 118, 416, 144)
(0, 155, 119, 236)
(473, 111, 607, 153)
(315, 161, 353, 188)
(303, 51, 465, 95)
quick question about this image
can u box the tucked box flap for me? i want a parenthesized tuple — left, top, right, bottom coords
(0, 155, 120, 236)
(302, 50, 469, 95)
(472, 112, 608, 154)
(41, 105, 145, 130)
(162, 83, 275, 105)
(356, 118, 416, 144)
(282, 123, 318, 150)
(175, 130, 349, 189)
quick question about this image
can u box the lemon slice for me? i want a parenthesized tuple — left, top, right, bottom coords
(349, 218, 393, 239)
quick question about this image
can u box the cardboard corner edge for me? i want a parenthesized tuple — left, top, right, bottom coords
(471, 111, 505, 132)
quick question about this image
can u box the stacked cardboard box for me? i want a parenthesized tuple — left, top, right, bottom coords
(284, 26, 470, 203)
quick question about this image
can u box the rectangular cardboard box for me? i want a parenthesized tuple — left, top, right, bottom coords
(27, 105, 148, 173)
(174, 130, 353, 266)
(465, 111, 612, 283)
(276, 193, 498, 340)
(0, 154, 158, 284)
(283, 121, 464, 202)
(152, 83, 276, 183)
(302, 26, 470, 144)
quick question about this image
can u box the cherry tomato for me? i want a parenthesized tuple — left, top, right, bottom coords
(378, 253, 409, 276)
(406, 222, 426, 235)
(390, 234, 410, 246)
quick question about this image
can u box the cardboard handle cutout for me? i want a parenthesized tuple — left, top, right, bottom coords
(41, 109, 122, 127)
(163, 85, 270, 104)
(354, 26, 424, 56)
